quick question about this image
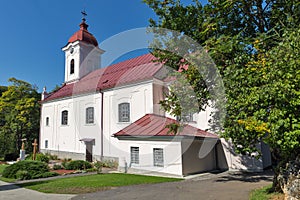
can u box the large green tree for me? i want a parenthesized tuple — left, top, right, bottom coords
(0, 78, 40, 158)
(144, 0, 300, 191)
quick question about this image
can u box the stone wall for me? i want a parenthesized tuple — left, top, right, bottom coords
(277, 155, 300, 200)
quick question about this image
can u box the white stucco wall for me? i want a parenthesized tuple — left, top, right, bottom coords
(102, 81, 154, 158)
(40, 93, 102, 158)
(117, 140, 183, 176)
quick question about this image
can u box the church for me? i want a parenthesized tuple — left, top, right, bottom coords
(39, 16, 272, 177)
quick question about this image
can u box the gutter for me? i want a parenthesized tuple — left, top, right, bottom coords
(100, 90, 104, 160)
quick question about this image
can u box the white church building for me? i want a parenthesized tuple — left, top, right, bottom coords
(39, 17, 271, 177)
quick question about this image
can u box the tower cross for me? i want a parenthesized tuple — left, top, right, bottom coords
(81, 10, 87, 21)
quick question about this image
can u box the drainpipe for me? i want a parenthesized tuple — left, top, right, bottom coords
(100, 90, 104, 161)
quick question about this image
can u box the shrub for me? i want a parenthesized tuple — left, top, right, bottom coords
(26, 153, 49, 163)
(15, 170, 31, 180)
(2, 160, 49, 180)
(65, 160, 92, 170)
(53, 164, 62, 170)
(102, 159, 118, 168)
(33, 172, 59, 179)
(44, 153, 58, 160)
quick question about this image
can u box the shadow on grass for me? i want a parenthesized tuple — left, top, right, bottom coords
(215, 170, 274, 183)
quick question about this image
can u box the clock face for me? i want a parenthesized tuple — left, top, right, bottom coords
(70, 47, 74, 54)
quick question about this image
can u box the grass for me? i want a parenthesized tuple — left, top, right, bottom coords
(250, 184, 284, 200)
(18, 173, 182, 194)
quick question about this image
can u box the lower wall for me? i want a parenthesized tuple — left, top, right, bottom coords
(118, 167, 183, 178)
(40, 149, 118, 163)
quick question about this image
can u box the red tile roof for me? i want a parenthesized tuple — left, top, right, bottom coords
(114, 114, 219, 138)
(43, 54, 163, 102)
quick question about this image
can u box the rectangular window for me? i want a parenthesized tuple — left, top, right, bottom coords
(118, 103, 130, 122)
(130, 147, 139, 164)
(153, 148, 164, 167)
(46, 117, 49, 126)
(45, 140, 48, 149)
(61, 110, 68, 125)
(86, 107, 94, 124)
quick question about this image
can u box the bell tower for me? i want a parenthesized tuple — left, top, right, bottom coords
(62, 12, 104, 83)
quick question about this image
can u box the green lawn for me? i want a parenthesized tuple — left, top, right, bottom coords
(250, 184, 284, 200)
(18, 173, 182, 194)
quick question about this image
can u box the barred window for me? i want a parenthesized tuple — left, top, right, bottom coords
(86, 107, 94, 124)
(118, 103, 130, 122)
(61, 110, 68, 125)
(153, 148, 164, 167)
(130, 147, 139, 164)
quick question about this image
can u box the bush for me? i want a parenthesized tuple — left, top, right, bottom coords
(102, 159, 118, 168)
(44, 153, 58, 160)
(65, 160, 92, 170)
(53, 164, 62, 170)
(2, 160, 50, 180)
(26, 153, 49, 163)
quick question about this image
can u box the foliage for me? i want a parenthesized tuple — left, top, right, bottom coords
(101, 159, 118, 168)
(18, 173, 182, 194)
(52, 164, 63, 170)
(26, 153, 50, 163)
(0, 78, 40, 158)
(0, 164, 8, 175)
(2, 160, 51, 180)
(44, 153, 58, 160)
(64, 160, 92, 170)
(143, 0, 300, 191)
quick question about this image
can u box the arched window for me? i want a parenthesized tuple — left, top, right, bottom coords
(86, 107, 94, 124)
(61, 110, 68, 125)
(118, 103, 130, 122)
(70, 59, 75, 74)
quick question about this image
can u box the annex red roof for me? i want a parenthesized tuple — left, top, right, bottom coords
(67, 20, 98, 46)
(43, 54, 163, 102)
(114, 114, 219, 138)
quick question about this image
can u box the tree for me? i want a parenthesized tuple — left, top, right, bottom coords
(143, 0, 300, 191)
(0, 78, 40, 158)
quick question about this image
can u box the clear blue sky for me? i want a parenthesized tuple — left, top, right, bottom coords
(0, 0, 206, 92)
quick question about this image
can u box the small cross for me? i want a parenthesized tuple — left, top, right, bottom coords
(32, 139, 38, 160)
(81, 10, 87, 20)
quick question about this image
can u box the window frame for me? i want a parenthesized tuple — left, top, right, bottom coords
(118, 103, 130, 122)
(153, 148, 164, 167)
(130, 146, 139, 165)
(61, 110, 68, 125)
(86, 107, 94, 124)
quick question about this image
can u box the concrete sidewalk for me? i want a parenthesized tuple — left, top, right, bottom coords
(0, 180, 75, 200)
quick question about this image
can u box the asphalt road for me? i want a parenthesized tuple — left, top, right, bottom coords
(72, 170, 274, 200)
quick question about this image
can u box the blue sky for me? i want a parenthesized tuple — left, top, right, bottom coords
(0, 0, 206, 92)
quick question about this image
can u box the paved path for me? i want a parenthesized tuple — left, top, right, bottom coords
(0, 170, 273, 200)
(72, 170, 274, 200)
(0, 180, 75, 200)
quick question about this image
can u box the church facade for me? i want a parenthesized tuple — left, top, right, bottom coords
(39, 18, 271, 177)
